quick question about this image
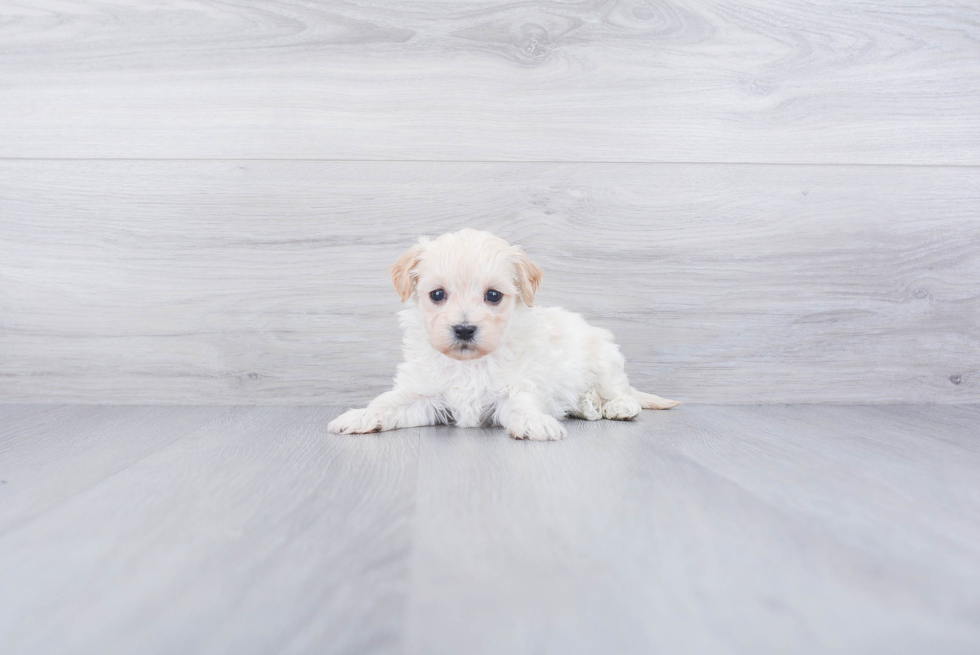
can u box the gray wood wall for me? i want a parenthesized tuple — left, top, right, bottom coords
(1, 1, 978, 404)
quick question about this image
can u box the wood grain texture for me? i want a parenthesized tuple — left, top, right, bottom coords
(2, 160, 977, 404)
(1, 1, 978, 163)
(1, 405, 978, 654)
(406, 405, 980, 654)
(0, 404, 227, 534)
(0, 406, 419, 655)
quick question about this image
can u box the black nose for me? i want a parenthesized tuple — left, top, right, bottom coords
(453, 324, 477, 342)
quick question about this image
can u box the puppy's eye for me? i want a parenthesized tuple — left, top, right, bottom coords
(485, 289, 503, 304)
(429, 289, 446, 303)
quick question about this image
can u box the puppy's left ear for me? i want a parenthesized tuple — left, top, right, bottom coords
(512, 247, 543, 307)
(391, 242, 425, 302)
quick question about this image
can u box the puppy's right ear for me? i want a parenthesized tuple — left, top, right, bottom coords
(391, 242, 425, 302)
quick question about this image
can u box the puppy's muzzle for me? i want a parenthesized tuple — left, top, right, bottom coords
(453, 324, 478, 342)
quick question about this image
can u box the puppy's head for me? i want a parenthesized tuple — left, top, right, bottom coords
(391, 229, 542, 361)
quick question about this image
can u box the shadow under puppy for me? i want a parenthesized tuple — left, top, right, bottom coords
(329, 229, 679, 441)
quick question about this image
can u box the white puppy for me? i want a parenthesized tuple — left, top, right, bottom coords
(328, 229, 679, 441)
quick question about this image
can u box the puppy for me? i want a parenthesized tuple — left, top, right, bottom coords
(328, 229, 679, 441)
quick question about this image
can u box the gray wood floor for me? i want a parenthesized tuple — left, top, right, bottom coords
(1, 404, 978, 654)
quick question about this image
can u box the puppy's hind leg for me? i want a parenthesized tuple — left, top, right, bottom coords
(601, 395, 643, 421)
(571, 388, 603, 421)
(591, 339, 643, 420)
(589, 335, 680, 418)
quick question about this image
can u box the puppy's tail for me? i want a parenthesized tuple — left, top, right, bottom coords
(636, 390, 682, 410)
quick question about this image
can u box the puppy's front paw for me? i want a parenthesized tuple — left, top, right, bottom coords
(328, 408, 382, 434)
(508, 413, 567, 441)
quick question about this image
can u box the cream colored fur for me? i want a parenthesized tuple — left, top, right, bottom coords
(328, 229, 680, 441)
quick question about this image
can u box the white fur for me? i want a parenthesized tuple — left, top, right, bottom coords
(328, 229, 679, 441)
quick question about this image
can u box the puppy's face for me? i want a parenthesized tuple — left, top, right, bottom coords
(391, 230, 542, 361)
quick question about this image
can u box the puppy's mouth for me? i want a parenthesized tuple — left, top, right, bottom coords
(453, 343, 480, 356)
(444, 341, 488, 360)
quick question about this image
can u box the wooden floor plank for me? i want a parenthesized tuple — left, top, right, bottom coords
(405, 406, 980, 654)
(0, 405, 228, 534)
(2, 161, 977, 405)
(0, 406, 419, 655)
(1, 1, 978, 163)
(1, 405, 976, 654)
(676, 405, 980, 624)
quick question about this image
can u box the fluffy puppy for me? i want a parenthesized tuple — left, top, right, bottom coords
(328, 229, 679, 441)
